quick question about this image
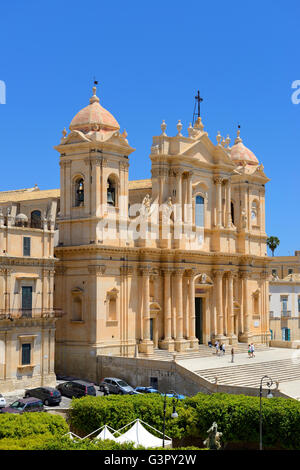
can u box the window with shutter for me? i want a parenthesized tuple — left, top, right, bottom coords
(21, 343, 31, 365)
(23, 237, 31, 256)
(195, 196, 204, 227)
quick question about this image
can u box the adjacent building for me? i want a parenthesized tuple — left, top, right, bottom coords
(269, 252, 300, 344)
(0, 187, 61, 391)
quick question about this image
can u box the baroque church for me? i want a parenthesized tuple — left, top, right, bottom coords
(0, 86, 271, 387)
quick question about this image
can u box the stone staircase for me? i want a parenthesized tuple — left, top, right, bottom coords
(194, 357, 300, 389)
(138, 342, 270, 361)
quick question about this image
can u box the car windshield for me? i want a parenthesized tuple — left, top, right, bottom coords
(87, 386, 95, 392)
(116, 380, 129, 387)
(10, 401, 25, 410)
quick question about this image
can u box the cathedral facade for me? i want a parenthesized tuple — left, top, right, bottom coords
(53, 87, 271, 379)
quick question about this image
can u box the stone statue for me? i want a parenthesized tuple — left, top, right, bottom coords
(203, 422, 222, 450)
(162, 197, 173, 224)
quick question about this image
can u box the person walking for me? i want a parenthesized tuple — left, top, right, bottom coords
(222, 343, 226, 355)
(231, 347, 234, 363)
(248, 344, 251, 358)
(215, 340, 219, 356)
(250, 343, 255, 358)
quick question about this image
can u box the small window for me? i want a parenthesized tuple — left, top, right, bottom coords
(288, 269, 293, 275)
(230, 202, 235, 225)
(21, 343, 31, 365)
(23, 237, 31, 256)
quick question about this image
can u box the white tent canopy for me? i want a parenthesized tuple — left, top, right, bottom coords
(114, 419, 172, 448)
(95, 425, 117, 441)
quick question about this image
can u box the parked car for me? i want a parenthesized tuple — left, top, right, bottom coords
(56, 380, 96, 398)
(99, 377, 137, 395)
(24, 387, 61, 406)
(134, 386, 160, 394)
(0, 394, 6, 408)
(0, 397, 44, 414)
(164, 392, 186, 400)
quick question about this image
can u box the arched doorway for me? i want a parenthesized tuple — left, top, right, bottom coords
(195, 297, 203, 343)
(194, 273, 213, 344)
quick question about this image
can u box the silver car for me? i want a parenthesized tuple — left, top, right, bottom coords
(99, 377, 137, 395)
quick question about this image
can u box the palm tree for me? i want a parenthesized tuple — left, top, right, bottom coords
(267, 236, 280, 256)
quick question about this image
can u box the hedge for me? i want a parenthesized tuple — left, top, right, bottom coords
(68, 393, 300, 449)
(0, 413, 69, 439)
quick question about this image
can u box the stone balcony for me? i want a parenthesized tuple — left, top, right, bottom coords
(0, 308, 64, 321)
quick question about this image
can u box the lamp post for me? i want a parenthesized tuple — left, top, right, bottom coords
(162, 390, 179, 448)
(259, 375, 274, 451)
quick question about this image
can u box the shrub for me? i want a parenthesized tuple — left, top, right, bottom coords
(0, 413, 69, 439)
(68, 393, 300, 449)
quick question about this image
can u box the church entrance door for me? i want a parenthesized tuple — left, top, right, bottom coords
(195, 297, 203, 344)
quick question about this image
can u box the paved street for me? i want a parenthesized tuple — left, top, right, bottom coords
(1, 378, 104, 410)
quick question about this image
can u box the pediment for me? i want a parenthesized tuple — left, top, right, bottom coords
(61, 130, 91, 145)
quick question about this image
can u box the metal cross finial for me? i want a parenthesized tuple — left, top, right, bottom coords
(193, 90, 203, 126)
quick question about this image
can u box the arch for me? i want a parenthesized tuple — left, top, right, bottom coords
(31, 210, 42, 229)
(73, 176, 85, 207)
(107, 173, 119, 207)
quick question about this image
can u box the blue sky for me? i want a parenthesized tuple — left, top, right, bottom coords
(0, 0, 299, 256)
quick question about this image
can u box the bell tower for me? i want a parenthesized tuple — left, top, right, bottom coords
(54, 86, 135, 247)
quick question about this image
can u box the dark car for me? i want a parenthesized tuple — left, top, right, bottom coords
(1, 397, 44, 414)
(56, 380, 96, 398)
(134, 387, 160, 394)
(99, 377, 137, 395)
(24, 387, 61, 406)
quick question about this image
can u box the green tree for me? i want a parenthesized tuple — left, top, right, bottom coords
(267, 236, 280, 256)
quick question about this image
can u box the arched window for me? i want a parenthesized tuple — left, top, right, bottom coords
(75, 178, 84, 207)
(107, 177, 117, 207)
(195, 195, 204, 227)
(31, 210, 42, 228)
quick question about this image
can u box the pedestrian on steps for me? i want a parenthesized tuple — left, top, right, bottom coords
(222, 343, 226, 355)
(250, 343, 255, 358)
(248, 344, 251, 358)
(215, 340, 219, 356)
(231, 347, 234, 363)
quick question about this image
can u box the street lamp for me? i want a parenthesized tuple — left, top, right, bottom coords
(259, 375, 274, 451)
(162, 390, 179, 448)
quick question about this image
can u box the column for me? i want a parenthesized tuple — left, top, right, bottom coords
(159, 268, 174, 351)
(187, 271, 199, 349)
(225, 179, 232, 228)
(227, 271, 237, 343)
(213, 270, 225, 338)
(186, 171, 193, 225)
(174, 269, 187, 351)
(139, 267, 153, 354)
(239, 271, 250, 342)
(175, 169, 183, 223)
(214, 177, 223, 228)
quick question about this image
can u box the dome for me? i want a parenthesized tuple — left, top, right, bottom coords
(69, 86, 120, 134)
(230, 129, 259, 166)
